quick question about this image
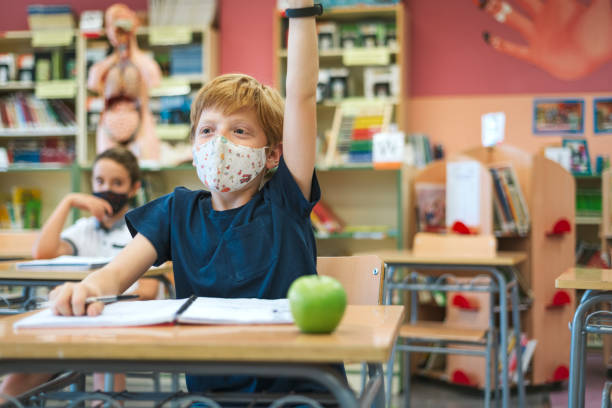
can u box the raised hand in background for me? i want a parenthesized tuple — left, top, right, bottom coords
(474, 0, 612, 80)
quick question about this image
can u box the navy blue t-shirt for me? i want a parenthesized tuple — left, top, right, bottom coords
(125, 156, 345, 393)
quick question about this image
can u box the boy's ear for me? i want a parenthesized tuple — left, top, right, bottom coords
(266, 143, 282, 169)
(129, 180, 142, 198)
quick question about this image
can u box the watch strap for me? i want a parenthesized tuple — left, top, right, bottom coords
(285, 4, 323, 18)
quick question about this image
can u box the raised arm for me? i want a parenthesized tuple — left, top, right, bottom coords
(49, 233, 157, 316)
(282, 0, 319, 200)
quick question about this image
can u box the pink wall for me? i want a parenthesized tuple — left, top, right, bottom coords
(218, 0, 277, 86)
(408, 0, 612, 96)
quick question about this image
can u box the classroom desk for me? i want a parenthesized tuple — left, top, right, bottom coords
(0, 261, 174, 314)
(0, 304, 404, 408)
(556, 267, 612, 408)
(366, 249, 527, 408)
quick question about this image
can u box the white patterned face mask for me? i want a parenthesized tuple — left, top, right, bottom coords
(192, 136, 268, 193)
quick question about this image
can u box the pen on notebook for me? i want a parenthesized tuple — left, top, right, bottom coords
(173, 294, 197, 323)
(39, 294, 139, 308)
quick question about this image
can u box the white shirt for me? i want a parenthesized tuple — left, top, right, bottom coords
(60, 216, 131, 258)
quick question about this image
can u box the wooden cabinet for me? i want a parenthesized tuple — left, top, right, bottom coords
(412, 145, 575, 387)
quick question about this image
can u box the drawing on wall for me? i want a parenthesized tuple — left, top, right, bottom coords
(562, 138, 591, 175)
(534, 99, 584, 134)
(474, 0, 612, 80)
(594, 98, 612, 134)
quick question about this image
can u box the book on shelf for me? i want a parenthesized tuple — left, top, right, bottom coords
(415, 182, 446, 233)
(14, 296, 293, 329)
(9, 187, 41, 229)
(489, 164, 530, 236)
(16, 255, 112, 271)
(498, 332, 537, 384)
(311, 200, 344, 234)
(0, 94, 76, 131)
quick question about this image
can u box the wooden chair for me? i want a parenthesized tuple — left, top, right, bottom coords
(317, 255, 384, 306)
(317, 255, 385, 399)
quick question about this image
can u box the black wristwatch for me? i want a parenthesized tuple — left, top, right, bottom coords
(285, 3, 323, 18)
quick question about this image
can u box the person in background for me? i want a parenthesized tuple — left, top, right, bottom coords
(0, 147, 159, 401)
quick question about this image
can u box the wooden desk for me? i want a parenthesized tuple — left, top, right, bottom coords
(556, 267, 612, 408)
(0, 261, 172, 282)
(555, 267, 612, 291)
(363, 249, 527, 408)
(0, 304, 405, 408)
(0, 262, 174, 314)
(369, 249, 527, 267)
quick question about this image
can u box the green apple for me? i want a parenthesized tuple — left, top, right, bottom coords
(287, 274, 347, 334)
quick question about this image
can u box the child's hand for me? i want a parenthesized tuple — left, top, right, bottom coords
(48, 282, 105, 316)
(67, 193, 113, 221)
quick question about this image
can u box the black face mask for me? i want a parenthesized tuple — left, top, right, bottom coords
(93, 191, 130, 215)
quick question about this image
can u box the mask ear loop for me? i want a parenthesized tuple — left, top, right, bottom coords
(259, 146, 272, 190)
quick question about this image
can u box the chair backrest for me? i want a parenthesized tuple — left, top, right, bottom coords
(317, 255, 384, 305)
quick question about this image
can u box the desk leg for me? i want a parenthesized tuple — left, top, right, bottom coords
(493, 270, 510, 408)
(568, 292, 611, 408)
(367, 363, 385, 408)
(510, 276, 526, 408)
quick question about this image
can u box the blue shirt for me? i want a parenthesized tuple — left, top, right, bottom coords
(126, 157, 344, 393)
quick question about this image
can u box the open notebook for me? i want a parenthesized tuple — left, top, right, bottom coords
(16, 256, 112, 271)
(14, 296, 293, 329)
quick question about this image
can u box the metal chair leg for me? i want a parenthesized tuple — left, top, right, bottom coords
(403, 340, 411, 408)
(602, 381, 612, 408)
(385, 342, 397, 408)
(511, 282, 526, 408)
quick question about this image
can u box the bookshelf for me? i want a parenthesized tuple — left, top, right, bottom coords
(273, 3, 411, 255)
(0, 24, 218, 231)
(411, 145, 575, 387)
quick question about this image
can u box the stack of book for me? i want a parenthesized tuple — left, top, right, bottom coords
(311, 200, 344, 235)
(170, 45, 203, 76)
(490, 164, 530, 236)
(0, 94, 76, 131)
(27, 4, 74, 31)
(1, 187, 42, 229)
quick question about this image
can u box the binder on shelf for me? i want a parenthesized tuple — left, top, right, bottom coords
(445, 159, 493, 235)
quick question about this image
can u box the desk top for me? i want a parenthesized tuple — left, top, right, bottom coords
(363, 250, 527, 267)
(556, 267, 612, 290)
(0, 305, 404, 363)
(0, 261, 172, 281)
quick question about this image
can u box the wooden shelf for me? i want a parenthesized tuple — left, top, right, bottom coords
(278, 46, 399, 59)
(576, 215, 602, 225)
(0, 128, 77, 137)
(319, 4, 400, 20)
(0, 81, 35, 91)
(3, 163, 73, 172)
(317, 97, 399, 108)
(315, 229, 397, 240)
